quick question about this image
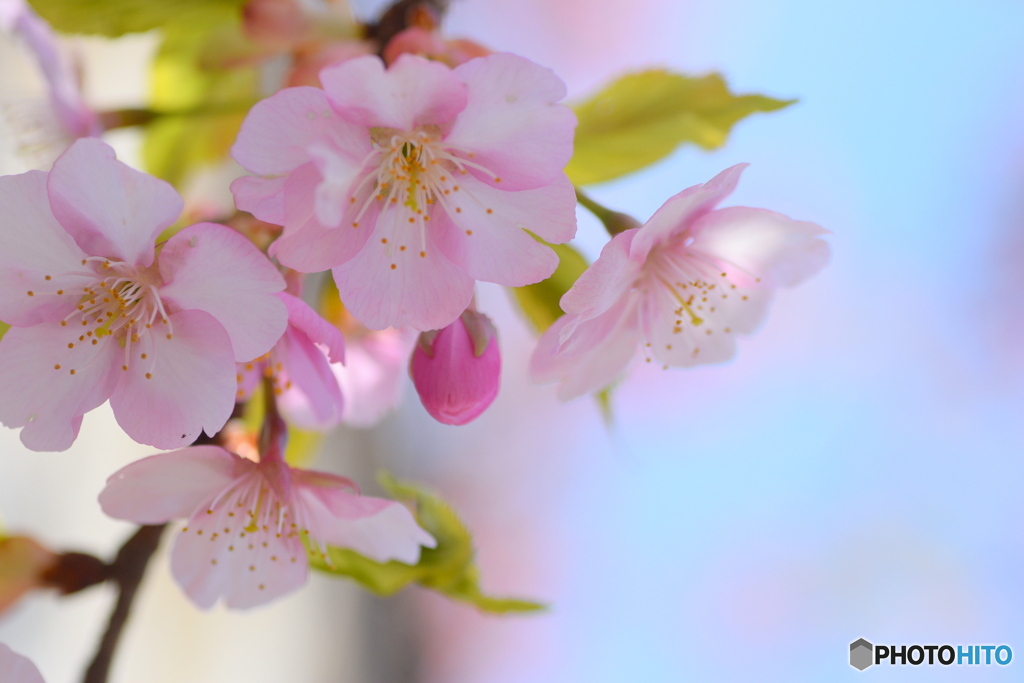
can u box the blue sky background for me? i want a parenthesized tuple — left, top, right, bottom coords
(391, 1, 1024, 681)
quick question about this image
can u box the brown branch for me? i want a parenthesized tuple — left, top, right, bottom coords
(81, 524, 166, 683)
(80, 427, 229, 683)
(365, 0, 451, 55)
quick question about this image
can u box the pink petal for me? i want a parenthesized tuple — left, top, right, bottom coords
(109, 310, 236, 449)
(638, 278, 760, 368)
(98, 446, 241, 524)
(230, 175, 286, 225)
(559, 229, 640, 320)
(295, 485, 434, 564)
(432, 205, 552, 286)
(332, 226, 474, 330)
(158, 223, 287, 362)
(46, 138, 182, 268)
(307, 142, 375, 229)
(0, 170, 89, 326)
(280, 162, 319, 230)
(688, 206, 831, 288)
(531, 301, 641, 401)
(274, 300, 345, 429)
(319, 54, 467, 131)
(278, 292, 344, 362)
(10, 5, 98, 139)
(629, 164, 747, 262)
(445, 53, 576, 191)
(0, 644, 45, 683)
(231, 86, 368, 176)
(272, 187, 380, 274)
(170, 468, 308, 609)
(0, 323, 120, 451)
(431, 176, 575, 286)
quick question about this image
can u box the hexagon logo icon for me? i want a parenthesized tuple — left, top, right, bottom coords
(850, 638, 873, 671)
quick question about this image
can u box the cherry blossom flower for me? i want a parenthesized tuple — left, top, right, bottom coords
(333, 323, 415, 427)
(410, 309, 500, 425)
(0, 644, 44, 683)
(382, 26, 491, 68)
(236, 292, 346, 430)
(231, 52, 577, 331)
(0, 138, 287, 451)
(98, 435, 435, 609)
(531, 164, 830, 400)
(0, 0, 98, 169)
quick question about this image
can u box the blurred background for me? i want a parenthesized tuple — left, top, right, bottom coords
(3, 0, 1024, 680)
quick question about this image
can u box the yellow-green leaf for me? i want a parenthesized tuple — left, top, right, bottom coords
(512, 242, 589, 334)
(28, 0, 246, 37)
(142, 22, 260, 187)
(566, 70, 795, 185)
(0, 322, 8, 342)
(309, 472, 546, 615)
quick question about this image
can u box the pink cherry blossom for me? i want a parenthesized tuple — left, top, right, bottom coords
(531, 165, 830, 400)
(1, 0, 99, 164)
(237, 291, 346, 430)
(98, 438, 435, 609)
(410, 309, 500, 425)
(231, 52, 577, 331)
(0, 643, 45, 683)
(0, 138, 287, 451)
(382, 27, 491, 68)
(333, 323, 416, 427)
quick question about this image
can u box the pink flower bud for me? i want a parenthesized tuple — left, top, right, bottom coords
(383, 27, 492, 67)
(411, 310, 500, 425)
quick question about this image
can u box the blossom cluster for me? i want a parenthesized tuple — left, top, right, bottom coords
(0, 1, 829, 615)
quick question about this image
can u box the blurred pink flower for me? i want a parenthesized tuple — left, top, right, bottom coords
(237, 291, 346, 430)
(531, 165, 830, 399)
(0, 0, 98, 154)
(382, 27, 491, 68)
(99, 439, 435, 609)
(333, 323, 415, 427)
(411, 309, 500, 425)
(0, 138, 287, 451)
(231, 53, 577, 330)
(0, 644, 44, 683)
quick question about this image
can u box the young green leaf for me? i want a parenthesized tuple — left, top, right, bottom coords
(142, 22, 260, 187)
(308, 472, 546, 614)
(28, 0, 245, 37)
(566, 70, 795, 185)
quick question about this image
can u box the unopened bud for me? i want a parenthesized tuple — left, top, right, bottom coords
(410, 310, 500, 425)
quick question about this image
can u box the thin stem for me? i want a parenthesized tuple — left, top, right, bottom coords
(575, 187, 642, 236)
(81, 427, 229, 683)
(367, 0, 451, 55)
(81, 524, 166, 683)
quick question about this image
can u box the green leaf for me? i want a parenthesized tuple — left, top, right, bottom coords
(566, 70, 795, 185)
(142, 22, 260, 187)
(512, 242, 589, 334)
(28, 0, 246, 37)
(309, 472, 546, 615)
(0, 322, 8, 342)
